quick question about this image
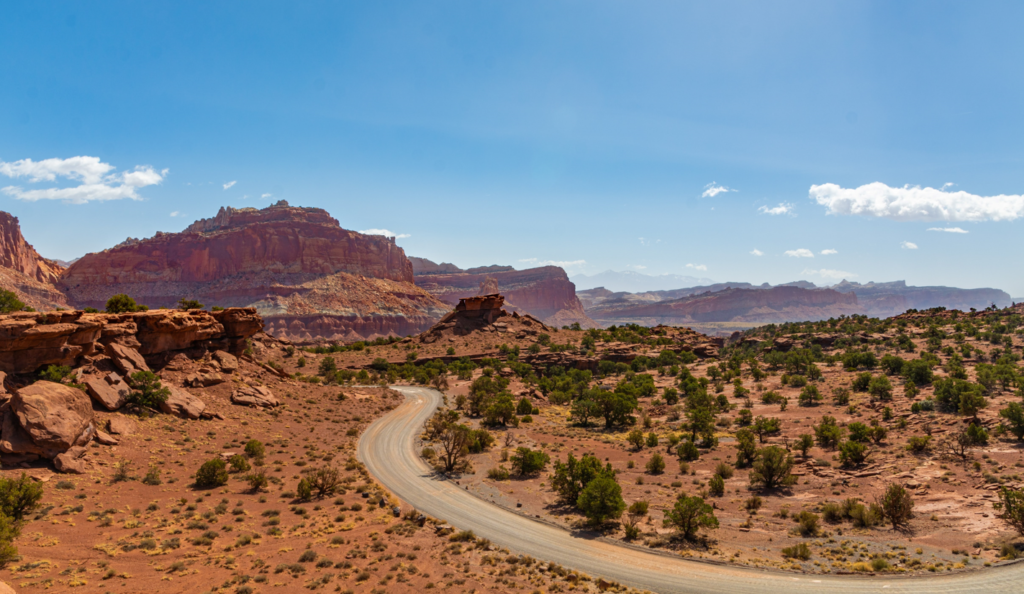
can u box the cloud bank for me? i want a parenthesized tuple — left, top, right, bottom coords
(809, 182, 1024, 222)
(0, 156, 166, 204)
(702, 182, 735, 198)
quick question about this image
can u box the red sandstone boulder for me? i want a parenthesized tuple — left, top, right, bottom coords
(212, 350, 238, 372)
(54, 446, 88, 474)
(105, 343, 150, 375)
(159, 386, 206, 419)
(84, 373, 131, 411)
(10, 381, 94, 456)
(106, 415, 136, 436)
(231, 385, 279, 409)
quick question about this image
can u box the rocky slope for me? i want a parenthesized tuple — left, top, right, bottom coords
(57, 202, 448, 341)
(411, 259, 595, 328)
(585, 285, 861, 326)
(0, 212, 68, 311)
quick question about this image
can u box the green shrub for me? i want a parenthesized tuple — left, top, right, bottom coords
(176, 298, 204, 310)
(105, 293, 147, 313)
(782, 542, 811, 560)
(0, 474, 43, 521)
(229, 455, 251, 473)
(0, 290, 26, 314)
(645, 453, 666, 475)
(126, 371, 170, 409)
(797, 511, 819, 536)
(194, 459, 229, 488)
(297, 478, 313, 501)
(244, 440, 266, 462)
(708, 474, 725, 496)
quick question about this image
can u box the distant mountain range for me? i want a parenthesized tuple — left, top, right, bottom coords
(570, 270, 715, 293)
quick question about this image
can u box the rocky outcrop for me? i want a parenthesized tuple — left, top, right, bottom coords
(0, 211, 68, 311)
(418, 294, 552, 345)
(586, 286, 861, 326)
(58, 201, 448, 341)
(413, 262, 595, 328)
(0, 307, 262, 375)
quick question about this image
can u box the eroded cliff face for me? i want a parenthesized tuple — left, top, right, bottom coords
(57, 202, 447, 341)
(413, 263, 595, 328)
(0, 212, 68, 311)
(587, 286, 861, 325)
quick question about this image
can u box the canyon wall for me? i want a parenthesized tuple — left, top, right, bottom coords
(0, 213, 68, 311)
(57, 202, 448, 341)
(412, 261, 595, 328)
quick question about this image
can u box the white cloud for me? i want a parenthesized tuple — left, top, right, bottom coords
(802, 268, 857, 280)
(809, 182, 1024, 222)
(170, 211, 180, 217)
(901, 241, 918, 250)
(942, 182, 956, 191)
(0, 156, 166, 204)
(750, 249, 764, 256)
(223, 181, 236, 190)
(758, 202, 794, 216)
(785, 248, 815, 258)
(358, 228, 410, 239)
(927, 227, 968, 234)
(686, 263, 708, 271)
(820, 249, 838, 255)
(702, 182, 735, 198)
(261, 193, 272, 199)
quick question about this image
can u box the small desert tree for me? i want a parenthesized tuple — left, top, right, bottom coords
(436, 423, 472, 474)
(0, 290, 26, 314)
(623, 500, 649, 539)
(576, 477, 626, 525)
(105, 293, 147, 313)
(994, 486, 1024, 536)
(176, 298, 204, 310)
(999, 403, 1024, 440)
(663, 493, 718, 541)
(876, 483, 914, 530)
(749, 446, 796, 490)
(550, 453, 615, 507)
(127, 371, 171, 409)
(510, 447, 549, 477)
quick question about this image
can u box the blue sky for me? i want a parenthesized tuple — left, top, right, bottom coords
(2, 1, 1023, 296)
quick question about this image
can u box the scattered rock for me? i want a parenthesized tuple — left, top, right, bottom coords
(53, 446, 87, 474)
(185, 372, 225, 388)
(213, 350, 238, 372)
(231, 384, 280, 409)
(106, 415, 136, 436)
(94, 430, 119, 446)
(159, 386, 206, 420)
(84, 374, 131, 411)
(105, 343, 150, 375)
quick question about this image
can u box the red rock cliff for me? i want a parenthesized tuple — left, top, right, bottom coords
(57, 202, 447, 341)
(413, 265, 595, 328)
(0, 212, 68, 311)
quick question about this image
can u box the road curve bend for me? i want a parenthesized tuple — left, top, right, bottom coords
(358, 386, 1022, 594)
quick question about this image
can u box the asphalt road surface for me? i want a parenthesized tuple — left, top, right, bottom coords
(358, 385, 1023, 593)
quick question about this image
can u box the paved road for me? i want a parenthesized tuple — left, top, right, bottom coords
(358, 386, 1023, 593)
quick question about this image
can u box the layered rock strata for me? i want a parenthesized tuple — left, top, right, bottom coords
(412, 262, 595, 328)
(57, 202, 448, 341)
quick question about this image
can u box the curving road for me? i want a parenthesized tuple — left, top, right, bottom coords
(358, 386, 1023, 593)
